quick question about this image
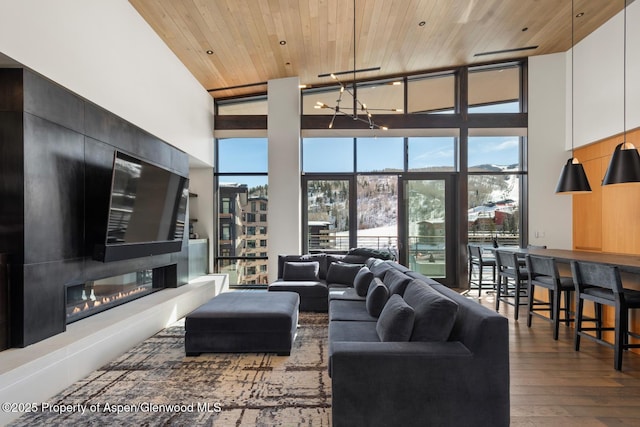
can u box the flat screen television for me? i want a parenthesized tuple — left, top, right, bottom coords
(93, 151, 189, 262)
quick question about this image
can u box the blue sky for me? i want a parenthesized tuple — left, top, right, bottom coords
(218, 135, 520, 185)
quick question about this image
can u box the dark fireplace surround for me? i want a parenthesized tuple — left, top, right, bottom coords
(0, 68, 189, 349)
(65, 265, 177, 324)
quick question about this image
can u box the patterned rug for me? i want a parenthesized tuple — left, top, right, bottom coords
(10, 313, 331, 427)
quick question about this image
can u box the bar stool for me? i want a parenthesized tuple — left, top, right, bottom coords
(525, 254, 574, 340)
(571, 261, 640, 371)
(495, 250, 529, 320)
(468, 244, 496, 297)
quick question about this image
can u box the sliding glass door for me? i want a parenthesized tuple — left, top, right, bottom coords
(399, 175, 456, 286)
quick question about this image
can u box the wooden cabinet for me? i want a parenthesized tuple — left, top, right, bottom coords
(573, 128, 640, 254)
(573, 142, 603, 251)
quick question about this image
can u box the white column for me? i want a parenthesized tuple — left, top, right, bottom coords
(528, 53, 572, 249)
(267, 77, 301, 282)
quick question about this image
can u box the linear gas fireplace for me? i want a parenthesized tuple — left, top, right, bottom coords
(65, 270, 161, 324)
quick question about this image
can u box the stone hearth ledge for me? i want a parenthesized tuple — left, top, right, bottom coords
(0, 274, 227, 426)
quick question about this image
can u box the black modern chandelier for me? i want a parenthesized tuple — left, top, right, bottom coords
(314, 0, 400, 130)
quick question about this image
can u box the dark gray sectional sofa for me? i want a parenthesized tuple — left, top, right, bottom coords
(270, 253, 510, 427)
(268, 252, 374, 311)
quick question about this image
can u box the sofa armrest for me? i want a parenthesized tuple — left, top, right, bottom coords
(330, 341, 509, 427)
(330, 340, 472, 376)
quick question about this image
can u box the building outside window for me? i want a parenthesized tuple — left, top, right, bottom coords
(216, 138, 269, 287)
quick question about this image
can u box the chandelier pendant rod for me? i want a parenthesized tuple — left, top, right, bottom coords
(352, 0, 357, 119)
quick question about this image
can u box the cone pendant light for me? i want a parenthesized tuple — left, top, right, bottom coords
(556, 0, 591, 194)
(602, 0, 640, 185)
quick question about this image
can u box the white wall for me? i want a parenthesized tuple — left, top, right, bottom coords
(267, 77, 301, 282)
(528, 53, 573, 249)
(527, 1, 640, 250)
(573, 0, 640, 147)
(0, 0, 214, 166)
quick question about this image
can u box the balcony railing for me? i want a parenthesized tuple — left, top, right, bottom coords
(219, 231, 519, 286)
(309, 234, 399, 252)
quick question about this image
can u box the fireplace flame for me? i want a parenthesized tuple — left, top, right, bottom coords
(67, 286, 152, 320)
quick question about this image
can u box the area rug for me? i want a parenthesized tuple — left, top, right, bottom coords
(10, 313, 331, 427)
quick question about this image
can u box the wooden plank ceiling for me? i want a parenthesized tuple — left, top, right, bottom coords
(129, 0, 626, 99)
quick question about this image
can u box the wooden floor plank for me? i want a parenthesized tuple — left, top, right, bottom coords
(474, 290, 640, 425)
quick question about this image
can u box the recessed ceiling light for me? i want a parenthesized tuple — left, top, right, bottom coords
(418, 21, 426, 27)
(576, 12, 584, 18)
(205, 50, 214, 55)
(279, 40, 286, 45)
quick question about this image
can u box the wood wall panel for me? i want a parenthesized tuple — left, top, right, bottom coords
(602, 175, 640, 253)
(573, 128, 640, 353)
(572, 155, 602, 251)
(573, 128, 640, 254)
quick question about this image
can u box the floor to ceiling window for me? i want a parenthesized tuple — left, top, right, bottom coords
(301, 135, 459, 285)
(216, 137, 268, 287)
(215, 60, 528, 288)
(467, 133, 526, 247)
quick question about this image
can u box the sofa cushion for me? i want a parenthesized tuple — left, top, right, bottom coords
(365, 278, 389, 317)
(330, 300, 378, 322)
(353, 266, 374, 296)
(348, 247, 393, 260)
(341, 254, 370, 265)
(327, 262, 363, 286)
(369, 261, 395, 279)
(383, 269, 412, 296)
(402, 280, 458, 342)
(328, 321, 380, 355)
(300, 253, 329, 279)
(268, 280, 328, 298)
(376, 294, 415, 342)
(277, 255, 302, 278)
(328, 288, 366, 302)
(366, 257, 381, 268)
(282, 261, 319, 281)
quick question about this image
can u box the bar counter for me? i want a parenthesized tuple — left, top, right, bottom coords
(524, 248, 640, 274)
(497, 247, 640, 355)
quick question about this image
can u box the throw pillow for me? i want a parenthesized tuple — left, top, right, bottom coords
(369, 261, 394, 279)
(383, 269, 412, 296)
(282, 261, 319, 281)
(376, 294, 415, 342)
(341, 254, 369, 265)
(402, 280, 458, 342)
(300, 253, 328, 279)
(365, 278, 389, 317)
(327, 262, 363, 286)
(353, 266, 374, 297)
(348, 247, 393, 260)
(277, 255, 303, 279)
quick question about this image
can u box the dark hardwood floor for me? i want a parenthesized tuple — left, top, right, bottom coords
(474, 291, 640, 426)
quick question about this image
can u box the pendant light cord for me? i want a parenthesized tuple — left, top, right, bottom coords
(623, 0, 627, 146)
(571, 0, 575, 158)
(353, 0, 357, 117)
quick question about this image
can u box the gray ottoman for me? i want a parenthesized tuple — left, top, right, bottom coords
(185, 291, 299, 356)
